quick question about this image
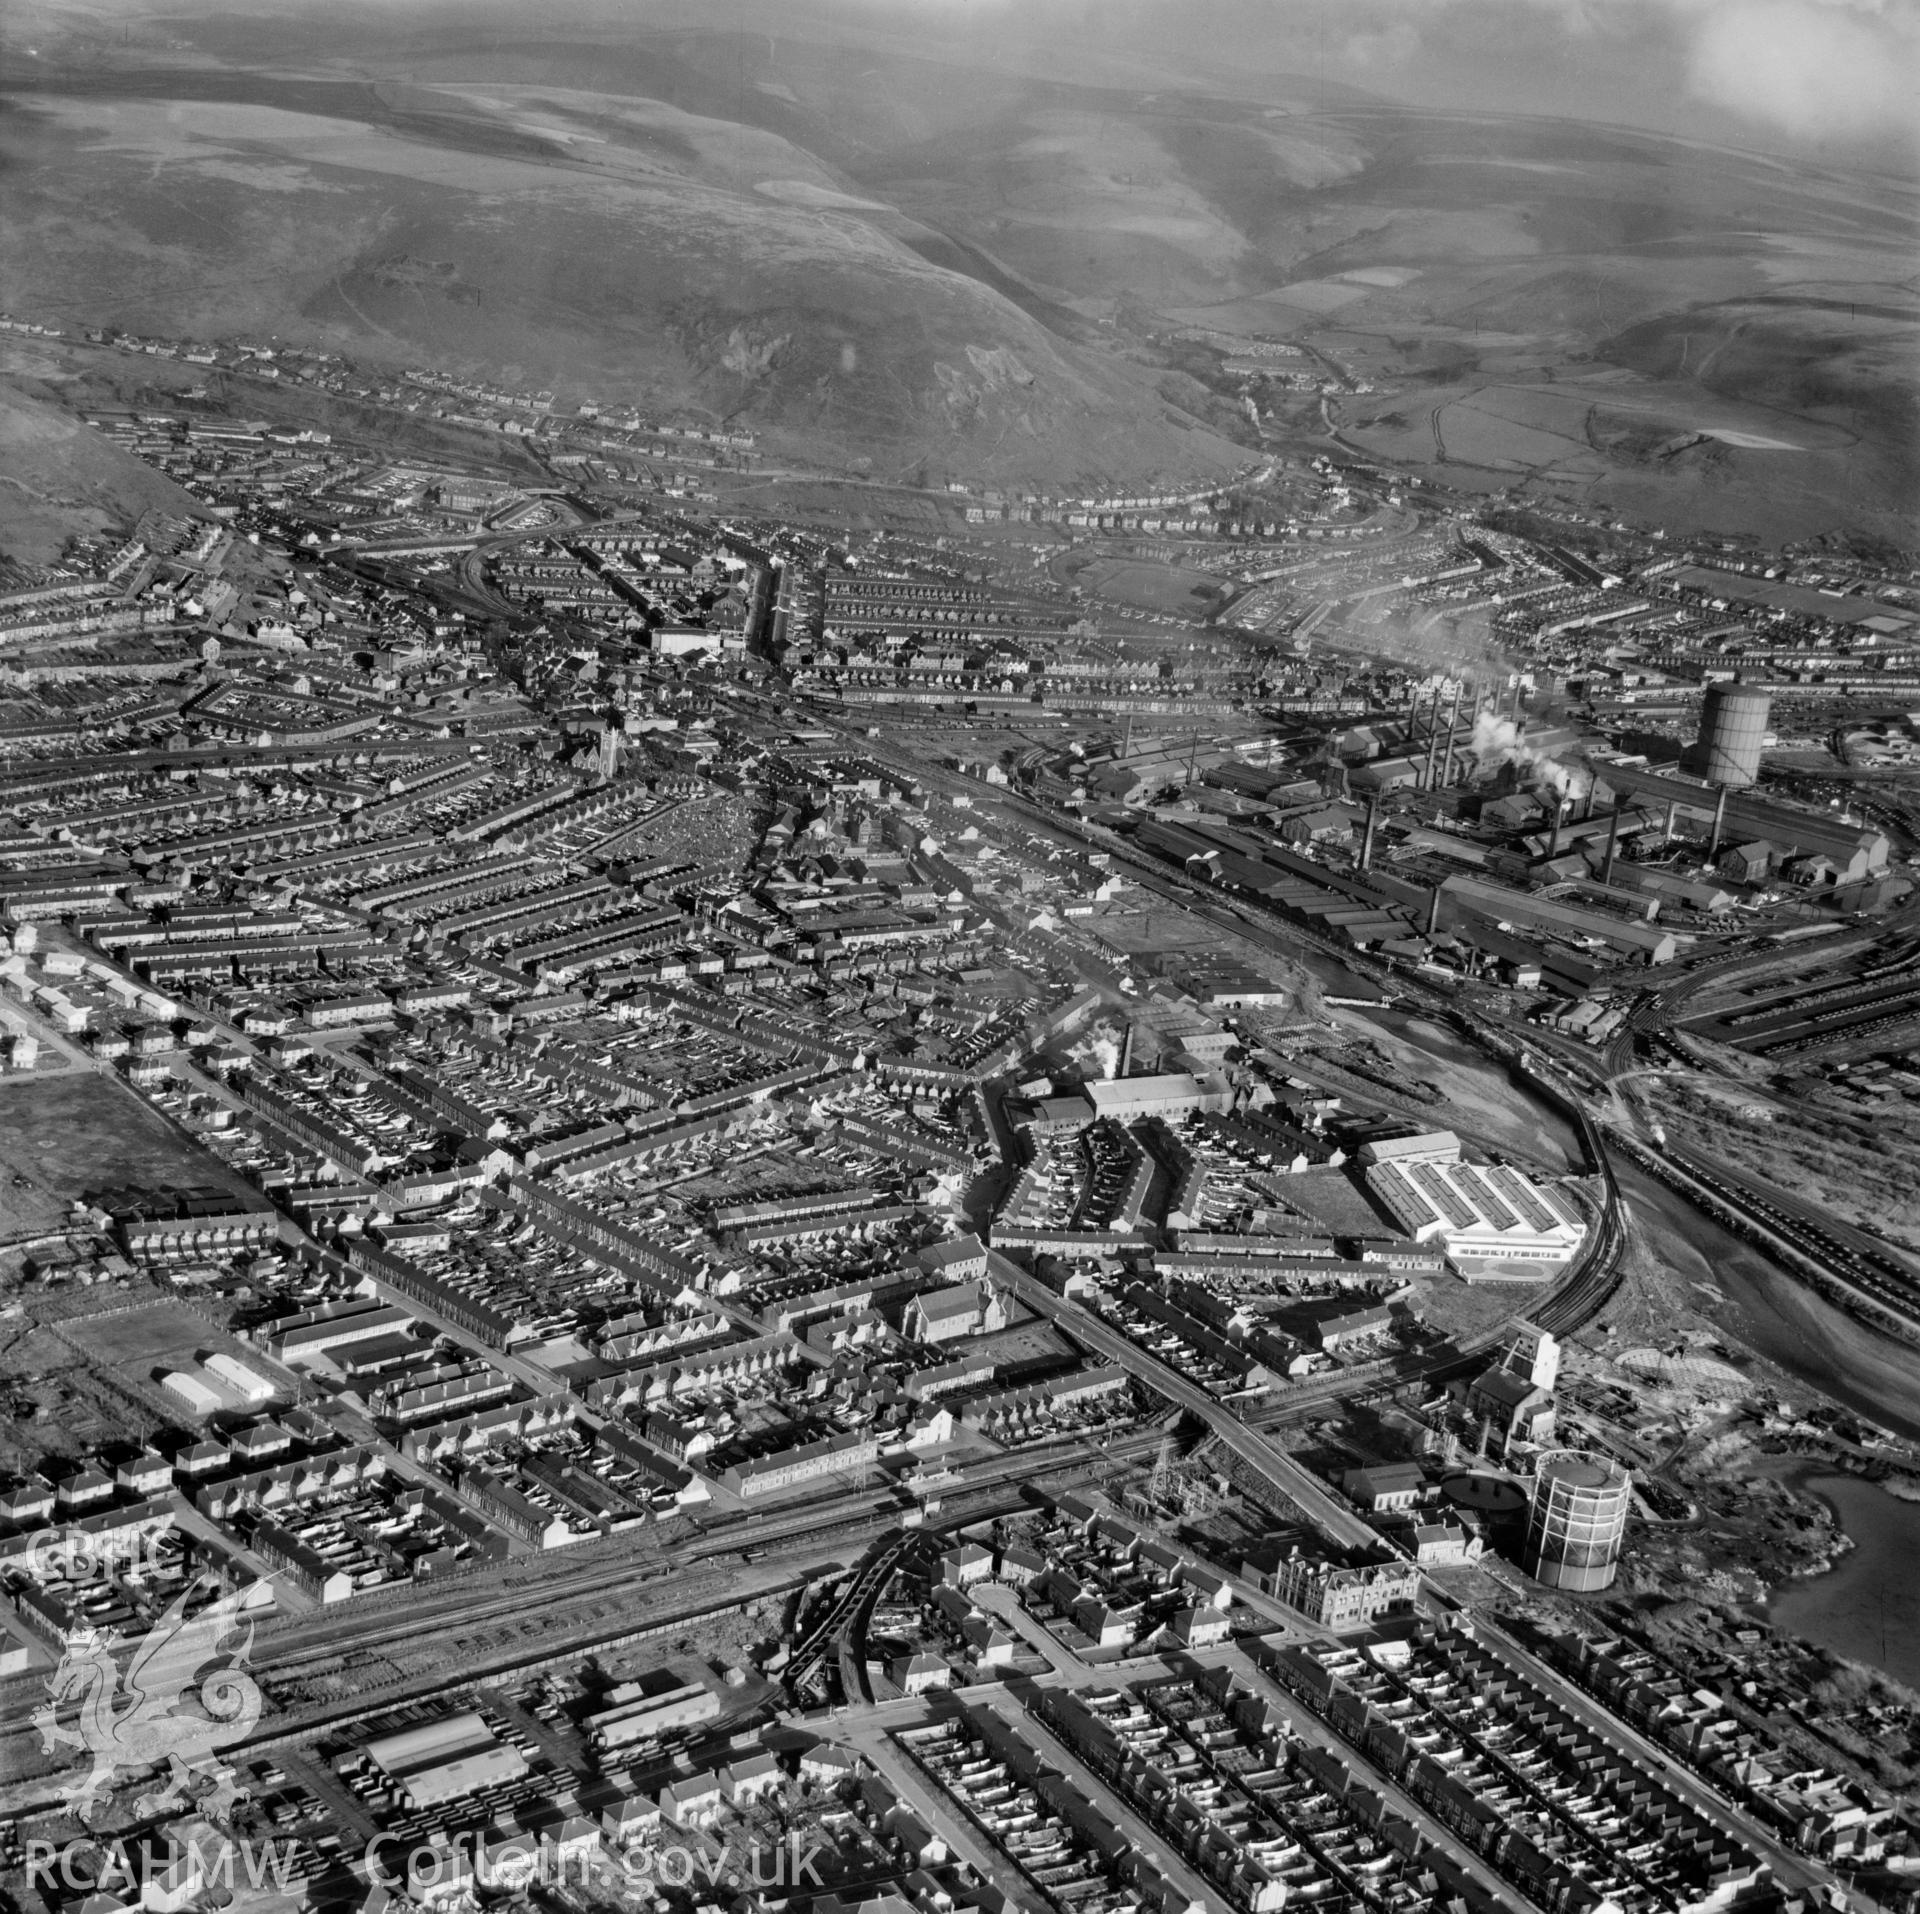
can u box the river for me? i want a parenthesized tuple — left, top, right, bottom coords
(1355, 1005, 1585, 1173)
(1614, 1161, 1920, 1444)
(1239, 931, 1920, 1435)
(1279, 961, 1920, 1685)
(1287, 940, 1587, 1173)
(1765, 1468, 1920, 1690)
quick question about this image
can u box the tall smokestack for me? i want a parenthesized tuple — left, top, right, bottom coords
(1709, 786, 1728, 861)
(1602, 806, 1623, 886)
(1423, 701, 1442, 790)
(1664, 799, 1677, 844)
(1360, 793, 1379, 872)
(1548, 802, 1563, 861)
(1426, 887, 1441, 937)
(1441, 681, 1463, 787)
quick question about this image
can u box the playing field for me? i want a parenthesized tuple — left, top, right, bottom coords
(0, 1069, 258, 1238)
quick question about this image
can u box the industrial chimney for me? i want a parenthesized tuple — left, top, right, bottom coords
(1601, 806, 1623, 886)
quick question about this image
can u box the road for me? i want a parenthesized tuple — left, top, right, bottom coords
(1474, 1617, 1837, 1906)
(844, 1721, 1049, 1914)
(0, 1406, 1187, 1812)
(969, 1582, 1084, 1678)
(839, 1626, 1562, 1914)
(1222, 1640, 1528, 1911)
(976, 1686, 1228, 1914)
(989, 1254, 1382, 1553)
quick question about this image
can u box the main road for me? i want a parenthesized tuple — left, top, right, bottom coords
(986, 1251, 1382, 1552)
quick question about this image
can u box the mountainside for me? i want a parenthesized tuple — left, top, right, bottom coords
(0, 357, 210, 570)
(0, 65, 1256, 493)
(0, 9, 1912, 534)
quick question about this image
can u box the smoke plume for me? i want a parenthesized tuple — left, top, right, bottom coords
(1470, 713, 1591, 807)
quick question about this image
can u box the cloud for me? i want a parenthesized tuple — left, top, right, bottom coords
(1301, 0, 1918, 149)
(1682, 0, 1918, 142)
(1339, 20, 1424, 67)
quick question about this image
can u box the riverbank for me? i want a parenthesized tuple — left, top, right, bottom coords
(1616, 1160, 1920, 1445)
(1766, 1466, 1920, 1692)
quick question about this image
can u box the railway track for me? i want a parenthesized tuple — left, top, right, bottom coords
(1627, 1132, 1920, 1334)
(785, 1531, 919, 1693)
(19, 691, 1657, 1795)
(211, 1424, 1166, 1685)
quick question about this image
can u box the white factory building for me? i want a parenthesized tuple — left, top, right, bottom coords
(1360, 1132, 1585, 1280)
(160, 1370, 223, 1417)
(1085, 1071, 1232, 1122)
(205, 1351, 277, 1405)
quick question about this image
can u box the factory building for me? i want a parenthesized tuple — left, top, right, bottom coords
(1084, 1071, 1232, 1122)
(1523, 1449, 1632, 1592)
(204, 1352, 277, 1405)
(587, 1672, 721, 1751)
(1468, 1322, 1563, 1452)
(160, 1371, 223, 1417)
(1438, 875, 1679, 965)
(1361, 1134, 1586, 1277)
(349, 1710, 529, 1808)
(268, 1299, 416, 1361)
(1597, 762, 1887, 881)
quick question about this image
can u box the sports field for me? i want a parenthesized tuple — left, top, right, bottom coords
(0, 1070, 258, 1239)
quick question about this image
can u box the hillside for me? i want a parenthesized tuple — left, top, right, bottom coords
(0, 9, 1911, 535)
(0, 68, 1253, 494)
(0, 360, 210, 570)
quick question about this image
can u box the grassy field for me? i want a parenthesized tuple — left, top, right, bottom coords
(0, 75, 1249, 499)
(0, 1070, 260, 1239)
(1072, 556, 1228, 618)
(9, 21, 1908, 530)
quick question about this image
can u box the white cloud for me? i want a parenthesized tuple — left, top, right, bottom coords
(1682, 0, 1918, 141)
(1340, 20, 1424, 67)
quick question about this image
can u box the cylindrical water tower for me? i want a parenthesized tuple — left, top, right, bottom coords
(1523, 1449, 1632, 1592)
(1693, 682, 1769, 788)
